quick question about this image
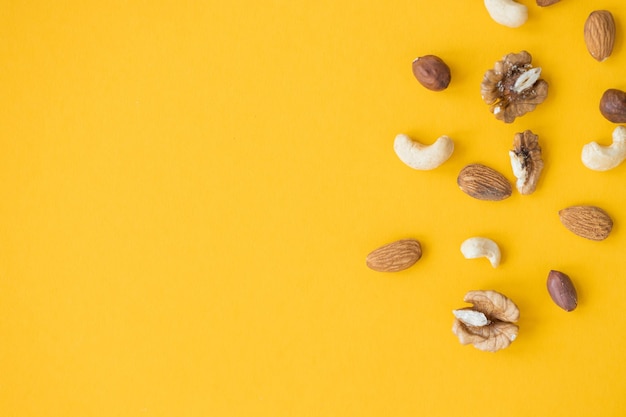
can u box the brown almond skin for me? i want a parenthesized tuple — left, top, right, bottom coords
(536, 0, 560, 6)
(559, 205, 613, 241)
(600, 89, 626, 123)
(584, 10, 615, 62)
(412, 55, 451, 91)
(547, 270, 578, 312)
(366, 239, 422, 272)
(457, 164, 512, 201)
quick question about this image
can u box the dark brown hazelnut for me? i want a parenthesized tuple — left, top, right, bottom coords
(547, 270, 578, 312)
(411, 55, 451, 91)
(600, 89, 626, 123)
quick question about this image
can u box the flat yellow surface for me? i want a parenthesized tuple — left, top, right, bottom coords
(2, 1, 626, 416)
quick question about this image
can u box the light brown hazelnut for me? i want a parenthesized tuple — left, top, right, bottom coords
(600, 89, 626, 123)
(411, 55, 451, 91)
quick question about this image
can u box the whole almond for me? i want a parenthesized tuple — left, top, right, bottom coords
(457, 164, 512, 201)
(599, 89, 626, 123)
(584, 10, 616, 62)
(547, 270, 578, 312)
(412, 55, 451, 91)
(559, 205, 613, 241)
(366, 239, 422, 272)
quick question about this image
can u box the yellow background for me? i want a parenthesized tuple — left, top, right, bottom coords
(1, 1, 626, 416)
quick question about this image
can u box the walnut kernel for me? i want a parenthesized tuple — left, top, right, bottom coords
(480, 51, 548, 123)
(452, 290, 519, 352)
(509, 130, 543, 195)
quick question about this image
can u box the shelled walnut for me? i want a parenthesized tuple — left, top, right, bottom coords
(481, 51, 548, 123)
(509, 130, 543, 194)
(452, 290, 519, 352)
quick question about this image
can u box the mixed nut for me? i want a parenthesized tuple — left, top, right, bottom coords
(480, 51, 548, 123)
(584, 10, 616, 62)
(558, 205, 613, 241)
(509, 130, 543, 194)
(452, 290, 519, 352)
(599, 89, 626, 123)
(365, 4, 623, 352)
(393, 133, 454, 170)
(484, 0, 528, 28)
(582, 126, 626, 171)
(411, 55, 451, 92)
(366, 239, 422, 272)
(457, 164, 512, 201)
(460, 237, 501, 268)
(547, 270, 578, 312)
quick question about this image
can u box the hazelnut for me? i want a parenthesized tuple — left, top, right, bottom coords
(600, 89, 626, 123)
(411, 55, 451, 91)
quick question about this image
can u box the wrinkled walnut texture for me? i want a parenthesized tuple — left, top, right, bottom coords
(452, 290, 519, 352)
(510, 130, 543, 195)
(481, 51, 548, 123)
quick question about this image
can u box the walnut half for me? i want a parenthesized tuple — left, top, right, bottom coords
(480, 51, 548, 123)
(452, 290, 520, 352)
(509, 130, 543, 195)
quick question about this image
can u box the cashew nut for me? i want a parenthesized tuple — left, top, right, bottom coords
(460, 237, 501, 268)
(393, 134, 454, 170)
(581, 126, 626, 171)
(484, 0, 528, 28)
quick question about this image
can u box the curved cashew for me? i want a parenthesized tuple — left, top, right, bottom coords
(582, 126, 626, 171)
(393, 134, 454, 170)
(460, 237, 501, 268)
(484, 0, 528, 28)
